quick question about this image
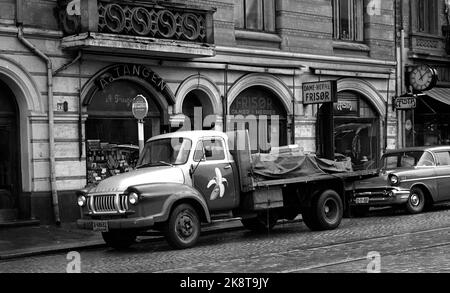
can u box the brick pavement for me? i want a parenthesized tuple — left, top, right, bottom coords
(1, 206, 449, 273)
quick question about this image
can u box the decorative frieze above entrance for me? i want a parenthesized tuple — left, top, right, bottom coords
(56, 0, 216, 58)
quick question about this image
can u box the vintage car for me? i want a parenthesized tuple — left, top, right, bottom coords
(351, 146, 450, 215)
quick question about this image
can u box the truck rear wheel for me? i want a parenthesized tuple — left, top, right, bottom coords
(241, 212, 278, 233)
(102, 231, 136, 250)
(303, 190, 343, 231)
(164, 203, 200, 249)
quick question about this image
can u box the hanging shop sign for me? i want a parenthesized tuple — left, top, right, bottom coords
(132, 95, 149, 120)
(394, 94, 417, 110)
(333, 99, 359, 116)
(302, 80, 337, 105)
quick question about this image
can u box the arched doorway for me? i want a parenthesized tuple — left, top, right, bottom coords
(85, 79, 163, 185)
(181, 89, 215, 130)
(0, 79, 20, 217)
(318, 91, 380, 170)
(229, 86, 288, 152)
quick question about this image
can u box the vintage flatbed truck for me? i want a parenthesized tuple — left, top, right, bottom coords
(76, 130, 378, 249)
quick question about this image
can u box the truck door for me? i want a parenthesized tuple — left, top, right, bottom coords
(192, 137, 237, 212)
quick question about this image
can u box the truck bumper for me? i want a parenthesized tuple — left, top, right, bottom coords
(352, 188, 411, 206)
(77, 216, 155, 231)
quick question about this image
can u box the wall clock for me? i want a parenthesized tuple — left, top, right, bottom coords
(408, 64, 438, 92)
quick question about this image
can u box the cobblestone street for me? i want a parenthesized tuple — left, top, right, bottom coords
(1, 206, 449, 273)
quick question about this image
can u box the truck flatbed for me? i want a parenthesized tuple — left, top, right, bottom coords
(253, 169, 379, 188)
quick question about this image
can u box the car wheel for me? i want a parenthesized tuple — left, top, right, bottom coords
(303, 190, 343, 231)
(102, 231, 136, 250)
(405, 187, 425, 214)
(241, 212, 278, 233)
(164, 203, 200, 249)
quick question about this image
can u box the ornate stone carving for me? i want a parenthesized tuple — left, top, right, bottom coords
(98, 1, 207, 43)
(415, 38, 439, 49)
(55, 0, 214, 44)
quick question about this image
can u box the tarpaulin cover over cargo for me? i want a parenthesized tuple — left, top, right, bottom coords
(251, 152, 352, 180)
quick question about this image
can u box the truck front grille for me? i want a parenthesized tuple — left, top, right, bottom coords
(90, 194, 129, 214)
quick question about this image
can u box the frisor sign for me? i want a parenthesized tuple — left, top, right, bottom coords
(302, 81, 337, 105)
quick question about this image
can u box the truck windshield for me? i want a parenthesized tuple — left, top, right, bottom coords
(381, 151, 434, 170)
(137, 138, 192, 168)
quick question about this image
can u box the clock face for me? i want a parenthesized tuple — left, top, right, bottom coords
(409, 65, 437, 92)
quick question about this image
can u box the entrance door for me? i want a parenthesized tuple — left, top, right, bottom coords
(0, 82, 19, 211)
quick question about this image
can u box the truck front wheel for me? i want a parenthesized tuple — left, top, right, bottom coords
(302, 190, 343, 231)
(102, 231, 136, 250)
(164, 203, 200, 249)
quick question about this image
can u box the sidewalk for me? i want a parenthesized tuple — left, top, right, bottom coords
(0, 219, 245, 260)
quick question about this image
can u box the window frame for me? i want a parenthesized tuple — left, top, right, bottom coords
(332, 0, 364, 42)
(416, 0, 439, 35)
(234, 0, 276, 33)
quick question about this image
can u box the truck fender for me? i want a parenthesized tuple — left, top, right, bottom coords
(128, 183, 211, 224)
(159, 189, 211, 224)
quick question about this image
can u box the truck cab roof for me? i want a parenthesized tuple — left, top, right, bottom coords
(146, 130, 229, 143)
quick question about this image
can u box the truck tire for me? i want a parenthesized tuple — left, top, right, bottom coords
(241, 212, 278, 233)
(405, 187, 426, 214)
(303, 190, 343, 231)
(164, 203, 200, 249)
(102, 231, 136, 250)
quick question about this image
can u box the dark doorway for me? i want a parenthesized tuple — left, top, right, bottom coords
(318, 91, 380, 170)
(0, 79, 20, 213)
(182, 90, 215, 130)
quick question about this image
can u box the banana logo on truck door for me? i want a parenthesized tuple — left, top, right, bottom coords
(207, 168, 228, 200)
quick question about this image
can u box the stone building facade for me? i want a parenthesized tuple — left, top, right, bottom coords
(0, 0, 397, 224)
(397, 0, 450, 148)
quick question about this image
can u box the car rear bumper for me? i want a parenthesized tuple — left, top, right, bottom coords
(351, 188, 410, 206)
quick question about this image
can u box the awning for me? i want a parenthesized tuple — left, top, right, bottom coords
(423, 87, 450, 106)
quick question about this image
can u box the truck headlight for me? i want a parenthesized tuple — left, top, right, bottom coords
(77, 195, 87, 207)
(389, 175, 399, 186)
(129, 192, 139, 205)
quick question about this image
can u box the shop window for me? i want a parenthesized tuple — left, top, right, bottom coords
(229, 86, 288, 152)
(333, 0, 364, 42)
(417, 0, 438, 35)
(234, 0, 276, 32)
(85, 80, 163, 185)
(332, 91, 380, 171)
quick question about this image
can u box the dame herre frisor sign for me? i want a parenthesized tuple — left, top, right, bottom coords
(302, 80, 337, 105)
(132, 95, 149, 120)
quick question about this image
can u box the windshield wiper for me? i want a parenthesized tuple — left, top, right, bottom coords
(137, 161, 174, 169)
(158, 161, 174, 167)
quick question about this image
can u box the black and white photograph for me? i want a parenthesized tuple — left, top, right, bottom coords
(0, 0, 449, 282)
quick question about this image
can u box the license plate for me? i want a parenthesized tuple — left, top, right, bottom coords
(355, 197, 370, 204)
(93, 221, 109, 232)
